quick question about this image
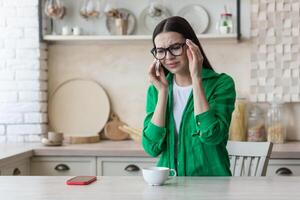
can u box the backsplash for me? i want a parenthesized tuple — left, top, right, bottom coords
(250, 0, 300, 102)
(47, 41, 251, 131)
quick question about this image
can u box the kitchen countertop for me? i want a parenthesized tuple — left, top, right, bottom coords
(1, 176, 300, 200)
(1, 140, 300, 165)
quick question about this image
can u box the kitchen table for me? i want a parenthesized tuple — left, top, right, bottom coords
(1, 176, 299, 200)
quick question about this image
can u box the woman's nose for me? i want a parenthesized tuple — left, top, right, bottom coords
(165, 50, 175, 59)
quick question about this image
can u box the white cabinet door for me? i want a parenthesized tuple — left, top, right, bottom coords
(0, 159, 30, 176)
(97, 157, 157, 176)
(267, 159, 300, 176)
(30, 156, 96, 176)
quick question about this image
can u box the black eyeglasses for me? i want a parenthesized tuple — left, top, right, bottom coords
(151, 43, 186, 60)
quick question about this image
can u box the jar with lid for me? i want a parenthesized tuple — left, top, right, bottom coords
(247, 104, 267, 142)
(266, 102, 286, 144)
(217, 13, 233, 34)
(229, 98, 248, 141)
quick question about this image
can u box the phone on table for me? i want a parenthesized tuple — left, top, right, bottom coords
(66, 176, 97, 185)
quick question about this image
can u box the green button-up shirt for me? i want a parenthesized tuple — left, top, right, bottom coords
(142, 68, 236, 176)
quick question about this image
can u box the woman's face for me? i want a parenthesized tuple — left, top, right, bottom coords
(154, 32, 189, 75)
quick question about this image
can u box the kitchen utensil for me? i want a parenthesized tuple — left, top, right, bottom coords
(139, 5, 171, 34)
(106, 8, 136, 35)
(118, 125, 142, 143)
(49, 79, 110, 143)
(104, 112, 129, 140)
(177, 4, 210, 34)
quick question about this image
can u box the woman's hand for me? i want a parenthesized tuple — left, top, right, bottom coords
(148, 59, 168, 93)
(186, 39, 204, 80)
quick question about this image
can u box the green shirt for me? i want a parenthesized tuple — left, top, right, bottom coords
(142, 68, 236, 176)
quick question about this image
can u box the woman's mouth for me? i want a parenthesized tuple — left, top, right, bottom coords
(167, 62, 179, 68)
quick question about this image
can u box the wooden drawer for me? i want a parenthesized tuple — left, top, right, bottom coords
(267, 159, 300, 176)
(97, 157, 157, 176)
(0, 159, 30, 176)
(30, 156, 96, 176)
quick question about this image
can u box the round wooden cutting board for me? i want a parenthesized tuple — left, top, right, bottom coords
(49, 79, 110, 143)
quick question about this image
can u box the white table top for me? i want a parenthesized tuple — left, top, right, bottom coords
(1, 176, 300, 200)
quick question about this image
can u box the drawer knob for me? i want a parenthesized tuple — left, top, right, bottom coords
(13, 168, 21, 176)
(275, 167, 293, 176)
(124, 164, 140, 172)
(54, 164, 70, 171)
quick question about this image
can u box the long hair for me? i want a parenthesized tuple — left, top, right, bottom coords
(152, 16, 213, 70)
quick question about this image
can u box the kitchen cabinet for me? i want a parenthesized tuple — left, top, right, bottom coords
(39, 0, 247, 42)
(97, 157, 157, 176)
(0, 158, 30, 176)
(30, 156, 157, 176)
(30, 156, 97, 176)
(267, 159, 300, 176)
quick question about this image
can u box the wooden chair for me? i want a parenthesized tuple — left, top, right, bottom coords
(227, 141, 273, 176)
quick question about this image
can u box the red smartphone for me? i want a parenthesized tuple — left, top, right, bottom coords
(66, 176, 97, 185)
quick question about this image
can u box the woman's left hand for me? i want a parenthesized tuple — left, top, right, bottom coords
(186, 39, 204, 80)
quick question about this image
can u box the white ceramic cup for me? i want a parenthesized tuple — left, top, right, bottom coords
(62, 26, 71, 35)
(72, 26, 81, 35)
(48, 131, 63, 143)
(142, 167, 176, 186)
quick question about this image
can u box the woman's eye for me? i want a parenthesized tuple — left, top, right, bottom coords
(170, 45, 181, 50)
(156, 49, 165, 54)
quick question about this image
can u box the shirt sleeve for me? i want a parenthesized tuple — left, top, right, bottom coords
(194, 74, 236, 145)
(142, 85, 167, 157)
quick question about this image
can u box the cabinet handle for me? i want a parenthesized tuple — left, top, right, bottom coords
(275, 167, 293, 176)
(13, 168, 21, 176)
(124, 164, 140, 172)
(54, 164, 70, 172)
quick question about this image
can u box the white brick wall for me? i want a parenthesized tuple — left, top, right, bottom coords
(0, 0, 48, 143)
(0, 125, 5, 135)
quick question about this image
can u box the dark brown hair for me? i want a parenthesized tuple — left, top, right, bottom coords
(152, 16, 213, 70)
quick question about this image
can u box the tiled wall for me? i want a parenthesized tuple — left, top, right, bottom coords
(0, 0, 48, 143)
(251, 0, 300, 102)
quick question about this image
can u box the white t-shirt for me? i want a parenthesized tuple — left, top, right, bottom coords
(173, 79, 192, 134)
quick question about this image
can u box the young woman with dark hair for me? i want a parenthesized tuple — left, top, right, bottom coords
(142, 16, 236, 176)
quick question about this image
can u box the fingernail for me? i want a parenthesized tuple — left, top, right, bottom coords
(186, 39, 191, 43)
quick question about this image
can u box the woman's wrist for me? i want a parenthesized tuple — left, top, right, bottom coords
(158, 88, 168, 96)
(191, 75, 202, 84)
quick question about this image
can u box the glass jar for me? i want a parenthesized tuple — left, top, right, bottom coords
(217, 13, 233, 34)
(247, 104, 267, 142)
(266, 102, 286, 144)
(229, 98, 248, 141)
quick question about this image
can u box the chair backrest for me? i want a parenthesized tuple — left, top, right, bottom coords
(226, 141, 273, 176)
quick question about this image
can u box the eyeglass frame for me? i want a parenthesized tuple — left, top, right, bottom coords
(150, 42, 186, 60)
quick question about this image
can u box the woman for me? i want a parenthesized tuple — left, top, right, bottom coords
(142, 16, 236, 176)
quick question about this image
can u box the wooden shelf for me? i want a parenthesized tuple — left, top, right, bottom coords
(43, 34, 238, 44)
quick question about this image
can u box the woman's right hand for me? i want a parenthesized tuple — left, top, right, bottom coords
(148, 59, 168, 93)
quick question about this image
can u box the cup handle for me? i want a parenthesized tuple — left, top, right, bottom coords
(169, 169, 177, 177)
